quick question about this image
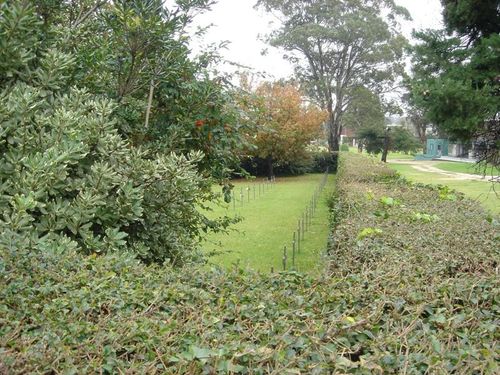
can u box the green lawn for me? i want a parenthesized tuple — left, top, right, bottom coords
(434, 161, 500, 176)
(203, 174, 334, 273)
(389, 163, 499, 215)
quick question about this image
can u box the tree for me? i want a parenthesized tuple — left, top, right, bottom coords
(357, 125, 385, 155)
(12, 0, 248, 182)
(245, 82, 326, 178)
(406, 107, 430, 146)
(408, 0, 499, 166)
(442, 0, 500, 43)
(343, 86, 385, 134)
(256, 0, 409, 157)
(390, 127, 421, 154)
(357, 125, 420, 160)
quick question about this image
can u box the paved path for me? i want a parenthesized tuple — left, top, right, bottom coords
(389, 160, 498, 182)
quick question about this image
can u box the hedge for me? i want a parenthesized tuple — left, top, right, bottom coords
(1, 154, 498, 374)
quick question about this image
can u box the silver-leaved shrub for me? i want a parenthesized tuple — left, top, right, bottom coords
(0, 53, 211, 265)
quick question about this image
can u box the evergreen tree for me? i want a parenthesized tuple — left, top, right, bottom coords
(408, 0, 499, 166)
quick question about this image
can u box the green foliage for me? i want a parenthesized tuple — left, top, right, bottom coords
(379, 196, 399, 207)
(438, 186, 458, 202)
(0, 1, 40, 83)
(441, 0, 500, 42)
(343, 87, 385, 133)
(357, 126, 420, 155)
(408, 1, 499, 166)
(411, 212, 440, 223)
(308, 151, 339, 173)
(357, 227, 383, 240)
(0, 0, 237, 264)
(357, 125, 385, 154)
(340, 144, 350, 152)
(0, 79, 215, 263)
(329, 153, 499, 373)
(390, 127, 421, 154)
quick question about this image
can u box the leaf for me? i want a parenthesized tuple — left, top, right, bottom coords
(191, 346, 212, 360)
(430, 335, 441, 353)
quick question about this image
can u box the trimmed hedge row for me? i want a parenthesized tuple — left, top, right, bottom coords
(1, 154, 498, 374)
(328, 154, 499, 373)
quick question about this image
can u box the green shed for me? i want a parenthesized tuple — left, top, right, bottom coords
(426, 138, 449, 158)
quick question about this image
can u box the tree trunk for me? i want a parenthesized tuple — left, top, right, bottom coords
(266, 155, 274, 180)
(381, 128, 390, 162)
(327, 110, 341, 152)
(416, 125, 427, 153)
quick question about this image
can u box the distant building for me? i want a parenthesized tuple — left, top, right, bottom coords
(340, 127, 356, 146)
(416, 138, 475, 160)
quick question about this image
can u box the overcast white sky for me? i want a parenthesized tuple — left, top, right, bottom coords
(189, 0, 444, 80)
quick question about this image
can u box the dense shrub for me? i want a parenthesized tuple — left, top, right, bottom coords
(0, 1, 234, 264)
(240, 155, 313, 177)
(240, 151, 338, 177)
(0, 79, 219, 264)
(328, 153, 499, 372)
(308, 151, 338, 173)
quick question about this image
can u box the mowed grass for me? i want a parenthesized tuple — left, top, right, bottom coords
(203, 174, 335, 273)
(434, 161, 500, 176)
(389, 163, 499, 215)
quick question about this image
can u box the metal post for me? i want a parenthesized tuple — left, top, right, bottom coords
(297, 222, 301, 252)
(253, 185, 256, 200)
(292, 236, 296, 269)
(232, 191, 235, 210)
(247, 187, 250, 203)
(282, 245, 287, 271)
(240, 187, 243, 207)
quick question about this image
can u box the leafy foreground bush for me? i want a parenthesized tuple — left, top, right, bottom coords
(1, 155, 498, 374)
(0, 0, 237, 265)
(0, 81, 214, 265)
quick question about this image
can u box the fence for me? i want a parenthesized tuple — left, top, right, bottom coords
(279, 168, 329, 272)
(230, 176, 276, 210)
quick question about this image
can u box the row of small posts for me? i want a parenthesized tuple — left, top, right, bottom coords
(232, 176, 276, 210)
(281, 168, 329, 271)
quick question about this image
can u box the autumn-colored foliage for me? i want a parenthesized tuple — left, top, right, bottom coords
(244, 81, 327, 176)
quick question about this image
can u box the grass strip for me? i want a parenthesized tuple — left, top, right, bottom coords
(204, 173, 335, 273)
